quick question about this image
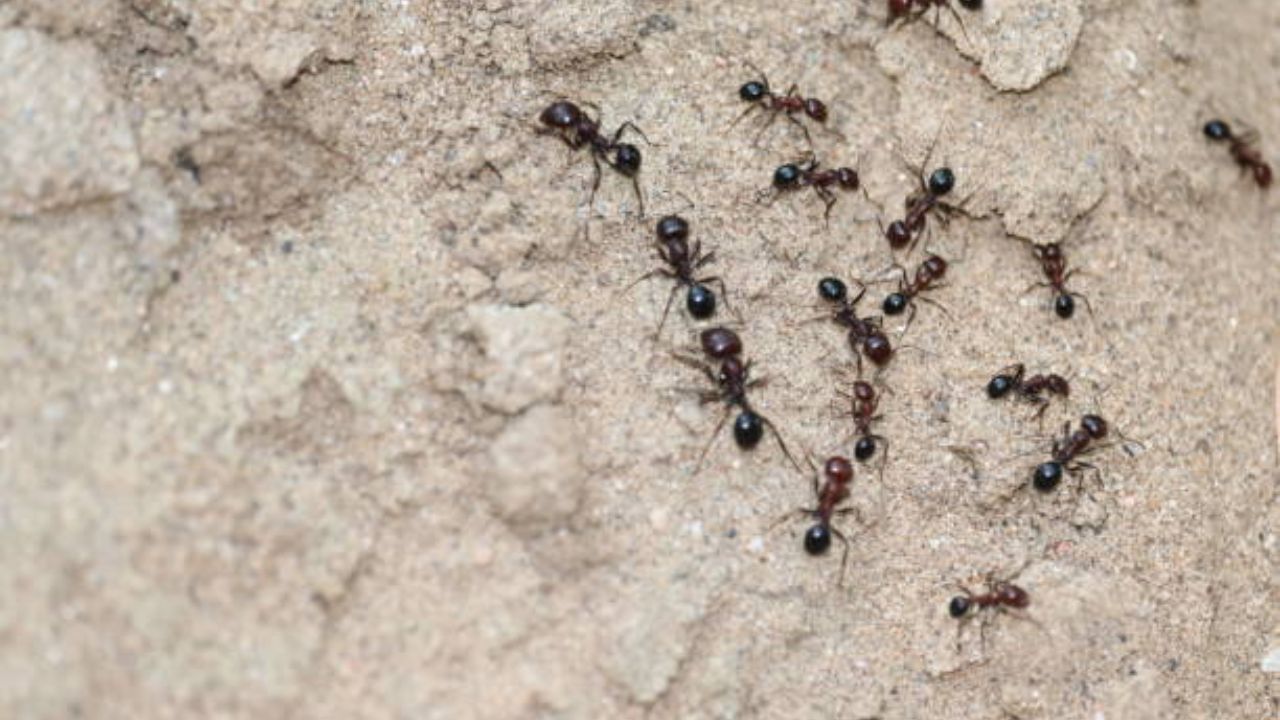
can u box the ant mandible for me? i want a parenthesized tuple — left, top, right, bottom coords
(765, 154, 862, 225)
(777, 456, 860, 585)
(881, 254, 949, 330)
(538, 99, 649, 215)
(1029, 241, 1090, 319)
(626, 215, 732, 337)
(1032, 413, 1110, 492)
(987, 363, 1070, 422)
(733, 64, 829, 147)
(674, 327, 800, 472)
(816, 276, 895, 370)
(1203, 119, 1273, 188)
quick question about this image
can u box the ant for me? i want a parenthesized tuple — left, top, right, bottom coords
(987, 363, 1070, 422)
(880, 162, 966, 253)
(538, 99, 648, 215)
(627, 215, 731, 336)
(887, 0, 980, 42)
(733, 64, 829, 146)
(777, 456, 860, 585)
(674, 327, 799, 472)
(1028, 241, 1090, 319)
(816, 276, 894, 370)
(764, 154, 862, 225)
(947, 571, 1033, 656)
(1031, 413, 1110, 493)
(881, 254, 948, 329)
(1203, 119, 1272, 188)
(836, 380, 889, 471)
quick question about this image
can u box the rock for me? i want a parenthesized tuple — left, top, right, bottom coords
(976, 0, 1084, 92)
(524, 0, 640, 70)
(463, 304, 573, 414)
(248, 29, 318, 88)
(485, 405, 585, 528)
(0, 29, 139, 216)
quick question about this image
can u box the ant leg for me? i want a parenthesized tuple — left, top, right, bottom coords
(915, 294, 953, 320)
(873, 434, 891, 483)
(652, 283, 683, 340)
(818, 187, 837, 226)
(744, 61, 770, 92)
(899, 301, 918, 335)
(1070, 291, 1095, 317)
(669, 352, 719, 386)
(752, 108, 782, 146)
(692, 407, 732, 475)
(941, 3, 972, 46)
(782, 113, 815, 149)
(760, 414, 803, 473)
(700, 275, 741, 324)
(728, 103, 761, 130)
(767, 508, 813, 534)
(830, 525, 852, 587)
(630, 174, 646, 218)
(587, 153, 603, 210)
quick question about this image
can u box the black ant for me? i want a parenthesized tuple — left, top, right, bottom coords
(538, 99, 648, 215)
(765, 155, 862, 225)
(1031, 413, 1110, 493)
(836, 380, 889, 470)
(882, 254, 948, 329)
(987, 363, 1070, 422)
(733, 64, 829, 146)
(777, 456, 860, 585)
(1029, 242, 1090, 319)
(816, 276, 894, 370)
(674, 327, 799, 472)
(1203, 119, 1273, 188)
(626, 215, 731, 336)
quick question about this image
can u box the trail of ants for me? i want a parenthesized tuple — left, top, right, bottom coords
(537, 99, 650, 216)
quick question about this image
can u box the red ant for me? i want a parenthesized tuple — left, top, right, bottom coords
(673, 327, 800, 472)
(881, 254, 949, 330)
(733, 64, 829, 146)
(836, 380, 889, 472)
(816, 276, 894, 370)
(763, 154, 863, 225)
(777, 456, 861, 585)
(887, 0, 980, 42)
(538, 99, 649, 215)
(947, 570, 1033, 655)
(879, 157, 969, 253)
(1031, 413, 1110, 492)
(987, 363, 1070, 422)
(1204, 119, 1272, 188)
(1029, 241, 1090, 319)
(626, 215, 732, 337)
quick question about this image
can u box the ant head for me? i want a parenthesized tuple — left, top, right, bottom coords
(885, 220, 912, 249)
(835, 167, 859, 189)
(882, 292, 909, 316)
(854, 436, 876, 461)
(958, 0, 982, 9)
(927, 167, 956, 196)
(862, 333, 893, 366)
(818, 276, 848, 303)
(700, 326, 743, 359)
(823, 456, 854, 484)
(686, 284, 716, 319)
(773, 163, 802, 188)
(614, 144, 642, 176)
(987, 374, 1014, 399)
(1032, 461, 1063, 492)
(1054, 293, 1075, 319)
(804, 98, 828, 122)
(656, 215, 689, 243)
(804, 524, 832, 556)
(739, 80, 767, 102)
(539, 100, 581, 129)
(1203, 119, 1231, 142)
(1081, 414, 1108, 440)
(948, 595, 972, 619)
(888, 0, 912, 18)
(1254, 163, 1273, 187)
(733, 410, 764, 448)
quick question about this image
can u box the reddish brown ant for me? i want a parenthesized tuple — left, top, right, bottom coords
(733, 64, 829, 146)
(1028, 241, 1090, 319)
(816, 276, 895, 370)
(1031, 413, 1110, 493)
(887, 0, 980, 43)
(835, 380, 889, 474)
(776, 456, 861, 585)
(881, 254, 949, 330)
(1204, 119, 1272, 188)
(763, 154, 863, 225)
(538, 99, 649, 215)
(673, 328, 800, 472)
(626, 215, 732, 337)
(879, 146, 969, 253)
(947, 570, 1034, 655)
(987, 363, 1070, 422)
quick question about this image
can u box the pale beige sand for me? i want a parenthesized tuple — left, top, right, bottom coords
(1, 1, 1277, 718)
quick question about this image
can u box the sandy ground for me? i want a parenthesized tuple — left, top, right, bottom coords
(1, 1, 1278, 718)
